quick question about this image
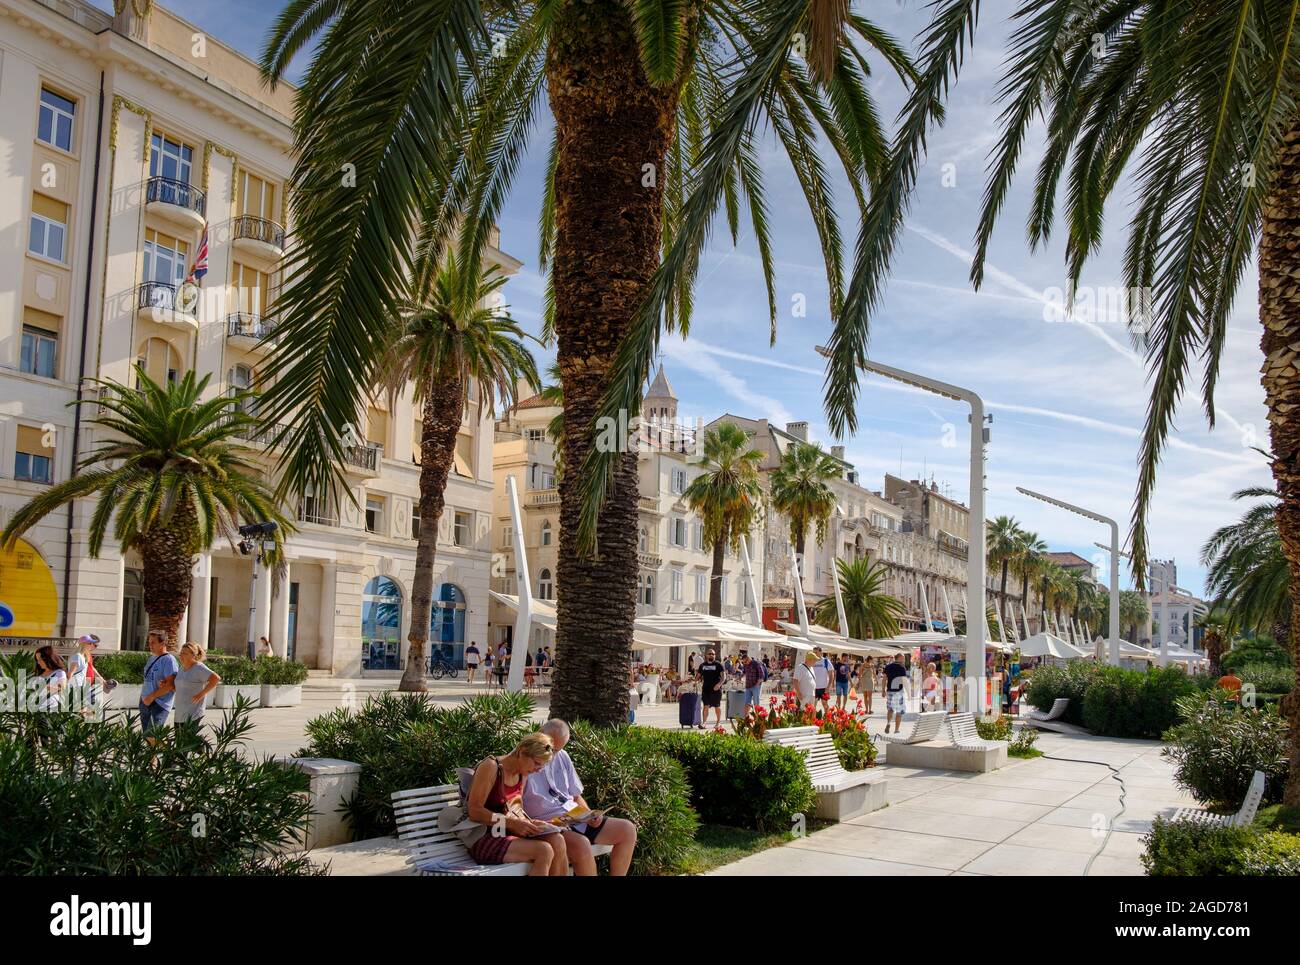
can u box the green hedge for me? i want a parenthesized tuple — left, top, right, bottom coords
(623, 728, 816, 832)
(255, 654, 309, 685)
(1142, 817, 1300, 876)
(1022, 661, 1096, 726)
(90, 651, 299, 686)
(1232, 661, 1294, 696)
(1023, 662, 1199, 738)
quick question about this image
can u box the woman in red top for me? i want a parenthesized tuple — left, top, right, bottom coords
(465, 732, 568, 875)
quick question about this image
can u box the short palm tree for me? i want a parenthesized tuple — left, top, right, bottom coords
(1, 371, 289, 645)
(814, 557, 904, 639)
(1196, 608, 1231, 676)
(259, 0, 913, 727)
(682, 424, 765, 616)
(1119, 590, 1150, 644)
(376, 253, 538, 693)
(986, 515, 1023, 615)
(1202, 487, 1291, 643)
(822, 0, 1300, 802)
(769, 442, 840, 571)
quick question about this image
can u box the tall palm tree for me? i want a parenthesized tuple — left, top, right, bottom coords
(986, 514, 1022, 615)
(769, 443, 840, 579)
(260, 0, 914, 726)
(1013, 530, 1048, 626)
(376, 253, 538, 692)
(682, 424, 765, 616)
(813, 558, 904, 639)
(1119, 589, 1150, 644)
(1202, 487, 1291, 642)
(1039, 563, 1070, 631)
(1, 371, 288, 645)
(822, 0, 1300, 803)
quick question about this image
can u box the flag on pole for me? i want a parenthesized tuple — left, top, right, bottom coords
(186, 226, 209, 283)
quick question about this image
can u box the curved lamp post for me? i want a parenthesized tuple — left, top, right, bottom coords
(1018, 487, 1121, 665)
(816, 350, 988, 712)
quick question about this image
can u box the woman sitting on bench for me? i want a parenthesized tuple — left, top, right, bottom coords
(463, 732, 569, 876)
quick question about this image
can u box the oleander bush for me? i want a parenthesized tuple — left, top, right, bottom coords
(1231, 661, 1294, 696)
(1081, 665, 1199, 739)
(623, 727, 815, 832)
(0, 703, 320, 875)
(1161, 694, 1289, 807)
(1142, 818, 1300, 876)
(1022, 661, 1098, 726)
(90, 650, 149, 683)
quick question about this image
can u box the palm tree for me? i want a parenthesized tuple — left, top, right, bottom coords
(376, 253, 538, 693)
(260, 1, 913, 727)
(769, 443, 840, 581)
(1119, 590, 1150, 644)
(822, 0, 1300, 803)
(1013, 531, 1047, 627)
(1202, 487, 1291, 644)
(813, 558, 904, 639)
(986, 515, 1022, 615)
(0, 371, 289, 645)
(1196, 608, 1231, 676)
(1039, 563, 1070, 632)
(682, 424, 764, 617)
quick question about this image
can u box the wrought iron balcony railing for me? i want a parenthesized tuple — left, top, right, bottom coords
(145, 175, 206, 216)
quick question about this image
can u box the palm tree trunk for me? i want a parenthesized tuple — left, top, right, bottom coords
(138, 506, 197, 647)
(708, 534, 726, 617)
(1257, 115, 1300, 805)
(401, 377, 462, 693)
(548, 0, 679, 726)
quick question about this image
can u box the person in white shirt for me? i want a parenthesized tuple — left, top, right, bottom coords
(794, 653, 818, 707)
(811, 647, 834, 714)
(33, 645, 68, 713)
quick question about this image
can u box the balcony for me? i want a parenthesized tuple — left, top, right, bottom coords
(638, 552, 662, 569)
(525, 488, 561, 508)
(137, 281, 198, 329)
(145, 176, 206, 232)
(226, 312, 277, 352)
(232, 214, 285, 260)
(343, 442, 381, 475)
(297, 500, 336, 527)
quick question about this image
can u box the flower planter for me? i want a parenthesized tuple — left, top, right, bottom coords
(260, 684, 302, 708)
(213, 684, 261, 708)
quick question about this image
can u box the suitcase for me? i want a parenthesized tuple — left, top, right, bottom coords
(678, 691, 702, 728)
(726, 690, 747, 720)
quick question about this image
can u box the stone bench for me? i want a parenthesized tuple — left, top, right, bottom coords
(763, 726, 887, 822)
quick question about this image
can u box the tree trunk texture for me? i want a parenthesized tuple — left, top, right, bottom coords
(547, 0, 679, 726)
(401, 377, 463, 693)
(1257, 114, 1300, 805)
(138, 503, 199, 647)
(709, 534, 726, 617)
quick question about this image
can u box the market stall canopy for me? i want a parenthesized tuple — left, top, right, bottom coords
(634, 611, 792, 647)
(1095, 637, 1159, 661)
(773, 620, 897, 657)
(1017, 632, 1088, 659)
(488, 592, 696, 650)
(868, 629, 958, 647)
(1161, 645, 1206, 664)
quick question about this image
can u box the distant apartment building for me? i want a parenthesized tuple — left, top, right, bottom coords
(0, 0, 514, 674)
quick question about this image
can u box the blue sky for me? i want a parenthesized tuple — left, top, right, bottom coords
(121, 1, 1277, 597)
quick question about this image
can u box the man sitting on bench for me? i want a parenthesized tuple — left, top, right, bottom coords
(523, 719, 639, 876)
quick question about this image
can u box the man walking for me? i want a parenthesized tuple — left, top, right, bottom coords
(883, 653, 910, 733)
(140, 631, 179, 736)
(695, 649, 726, 730)
(465, 640, 481, 683)
(741, 652, 766, 713)
(811, 647, 834, 715)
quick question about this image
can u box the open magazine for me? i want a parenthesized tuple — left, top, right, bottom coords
(545, 799, 597, 827)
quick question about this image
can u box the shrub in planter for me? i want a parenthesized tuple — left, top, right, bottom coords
(566, 723, 697, 876)
(299, 690, 534, 839)
(731, 691, 877, 770)
(1142, 817, 1300, 876)
(1161, 694, 1289, 807)
(975, 715, 1013, 741)
(91, 650, 148, 684)
(212, 657, 260, 707)
(623, 727, 815, 832)
(1080, 665, 1197, 738)
(0, 704, 320, 875)
(256, 655, 309, 707)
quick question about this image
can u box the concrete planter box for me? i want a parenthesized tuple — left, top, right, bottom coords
(106, 683, 142, 709)
(260, 684, 302, 708)
(280, 758, 363, 851)
(213, 684, 261, 708)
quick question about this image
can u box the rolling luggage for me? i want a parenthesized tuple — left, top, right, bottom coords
(678, 691, 702, 728)
(726, 689, 747, 720)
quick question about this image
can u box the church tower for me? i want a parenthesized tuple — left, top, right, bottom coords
(643, 366, 678, 423)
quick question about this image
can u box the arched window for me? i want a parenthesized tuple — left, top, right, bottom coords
(361, 576, 402, 670)
(431, 582, 467, 668)
(540, 521, 552, 547)
(538, 568, 553, 601)
(135, 337, 181, 387)
(640, 573, 655, 606)
(638, 526, 648, 552)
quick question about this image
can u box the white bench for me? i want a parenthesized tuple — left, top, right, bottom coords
(880, 711, 948, 745)
(1025, 698, 1069, 724)
(946, 712, 1010, 752)
(1171, 770, 1267, 828)
(882, 712, 1008, 772)
(391, 783, 611, 876)
(763, 726, 886, 821)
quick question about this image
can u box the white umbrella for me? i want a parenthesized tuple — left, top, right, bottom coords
(633, 610, 793, 649)
(773, 620, 897, 657)
(1017, 632, 1087, 659)
(489, 592, 697, 650)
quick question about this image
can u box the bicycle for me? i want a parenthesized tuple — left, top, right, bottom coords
(428, 657, 460, 680)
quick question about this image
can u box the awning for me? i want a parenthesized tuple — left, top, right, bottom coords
(489, 592, 697, 650)
(773, 620, 898, 657)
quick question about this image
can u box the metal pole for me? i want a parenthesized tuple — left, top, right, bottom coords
(790, 547, 811, 637)
(245, 550, 260, 660)
(739, 536, 762, 629)
(506, 475, 530, 693)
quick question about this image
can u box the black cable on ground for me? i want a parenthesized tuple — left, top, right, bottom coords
(1041, 751, 1129, 876)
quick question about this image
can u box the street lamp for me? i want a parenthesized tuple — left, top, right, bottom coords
(1092, 543, 1184, 666)
(1017, 487, 1121, 664)
(816, 349, 988, 712)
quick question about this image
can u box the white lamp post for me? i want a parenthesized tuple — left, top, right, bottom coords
(817, 351, 988, 712)
(1019, 487, 1121, 665)
(505, 474, 530, 693)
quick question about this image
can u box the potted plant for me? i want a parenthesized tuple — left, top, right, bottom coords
(257, 655, 308, 707)
(212, 657, 260, 708)
(91, 651, 147, 709)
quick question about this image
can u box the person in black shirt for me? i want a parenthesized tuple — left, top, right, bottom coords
(883, 653, 910, 733)
(695, 648, 725, 730)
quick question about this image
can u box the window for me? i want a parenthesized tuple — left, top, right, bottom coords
(366, 496, 384, 534)
(540, 521, 552, 547)
(412, 509, 421, 540)
(453, 511, 472, 548)
(671, 468, 687, 494)
(538, 568, 554, 601)
(719, 577, 727, 606)
(144, 229, 189, 287)
(239, 170, 276, 220)
(20, 311, 59, 379)
(524, 427, 545, 442)
(150, 133, 194, 184)
(501, 524, 513, 547)
(695, 571, 707, 601)
(28, 195, 67, 261)
(671, 568, 683, 602)
(15, 425, 53, 484)
(639, 573, 655, 606)
(638, 526, 648, 552)
(299, 484, 332, 525)
(453, 432, 473, 477)
(38, 88, 76, 152)
(670, 517, 687, 547)
(692, 522, 704, 551)
(136, 337, 181, 387)
(232, 262, 271, 315)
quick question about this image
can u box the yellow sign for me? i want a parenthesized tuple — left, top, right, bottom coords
(0, 538, 58, 637)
